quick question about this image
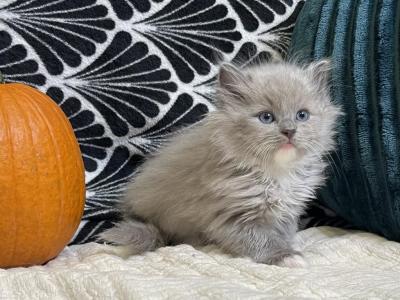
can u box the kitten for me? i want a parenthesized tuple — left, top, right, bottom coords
(100, 60, 341, 268)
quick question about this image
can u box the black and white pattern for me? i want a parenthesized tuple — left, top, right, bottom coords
(0, 0, 322, 244)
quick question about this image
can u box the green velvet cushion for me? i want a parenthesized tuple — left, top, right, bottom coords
(289, 0, 400, 241)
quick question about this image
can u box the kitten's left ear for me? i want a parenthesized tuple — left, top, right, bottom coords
(307, 59, 331, 87)
(217, 63, 249, 106)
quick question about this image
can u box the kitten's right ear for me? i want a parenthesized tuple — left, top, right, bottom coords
(307, 59, 332, 88)
(217, 63, 248, 107)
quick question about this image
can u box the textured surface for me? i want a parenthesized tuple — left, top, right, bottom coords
(289, 0, 400, 241)
(0, 83, 85, 267)
(0, 226, 399, 299)
(0, 0, 311, 243)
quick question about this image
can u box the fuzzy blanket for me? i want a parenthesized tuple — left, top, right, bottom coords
(1, 226, 399, 299)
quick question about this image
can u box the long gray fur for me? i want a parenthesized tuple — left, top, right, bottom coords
(100, 60, 341, 268)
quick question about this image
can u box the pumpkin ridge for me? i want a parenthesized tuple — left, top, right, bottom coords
(9, 85, 43, 263)
(36, 87, 85, 232)
(26, 85, 85, 231)
(17, 85, 67, 259)
(0, 86, 18, 265)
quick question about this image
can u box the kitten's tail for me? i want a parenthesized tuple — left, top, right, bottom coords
(98, 220, 165, 258)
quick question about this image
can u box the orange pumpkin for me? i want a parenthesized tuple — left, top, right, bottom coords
(0, 80, 85, 268)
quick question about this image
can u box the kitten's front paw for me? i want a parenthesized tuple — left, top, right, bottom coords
(276, 254, 307, 268)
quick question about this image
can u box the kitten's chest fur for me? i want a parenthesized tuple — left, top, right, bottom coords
(207, 159, 323, 229)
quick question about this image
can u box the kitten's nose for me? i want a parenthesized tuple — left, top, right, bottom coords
(281, 129, 296, 139)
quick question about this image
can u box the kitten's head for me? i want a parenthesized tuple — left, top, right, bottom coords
(210, 60, 341, 174)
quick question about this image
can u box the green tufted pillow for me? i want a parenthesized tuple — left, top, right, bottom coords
(289, 0, 400, 241)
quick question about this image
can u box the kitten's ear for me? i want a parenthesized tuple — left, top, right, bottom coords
(217, 63, 248, 106)
(307, 59, 331, 88)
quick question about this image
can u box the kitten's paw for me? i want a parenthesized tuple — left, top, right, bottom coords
(276, 254, 307, 268)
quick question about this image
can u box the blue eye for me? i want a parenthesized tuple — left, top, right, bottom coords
(296, 110, 310, 121)
(258, 112, 275, 124)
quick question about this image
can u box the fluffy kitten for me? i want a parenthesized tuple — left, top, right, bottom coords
(101, 60, 341, 268)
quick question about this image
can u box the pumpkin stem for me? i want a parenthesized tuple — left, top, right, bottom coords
(0, 71, 4, 84)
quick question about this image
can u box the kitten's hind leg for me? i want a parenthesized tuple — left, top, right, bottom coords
(98, 220, 165, 258)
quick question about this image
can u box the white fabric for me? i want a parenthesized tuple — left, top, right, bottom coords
(1, 227, 399, 299)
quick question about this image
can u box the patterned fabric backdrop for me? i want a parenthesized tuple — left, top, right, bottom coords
(0, 0, 349, 244)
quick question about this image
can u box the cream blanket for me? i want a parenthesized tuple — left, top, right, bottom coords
(1, 227, 399, 299)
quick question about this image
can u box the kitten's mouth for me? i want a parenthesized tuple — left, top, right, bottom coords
(279, 138, 297, 150)
(280, 142, 295, 150)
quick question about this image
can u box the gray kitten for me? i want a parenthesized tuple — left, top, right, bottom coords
(101, 60, 341, 268)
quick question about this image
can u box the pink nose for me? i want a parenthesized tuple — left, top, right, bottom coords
(281, 129, 296, 139)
